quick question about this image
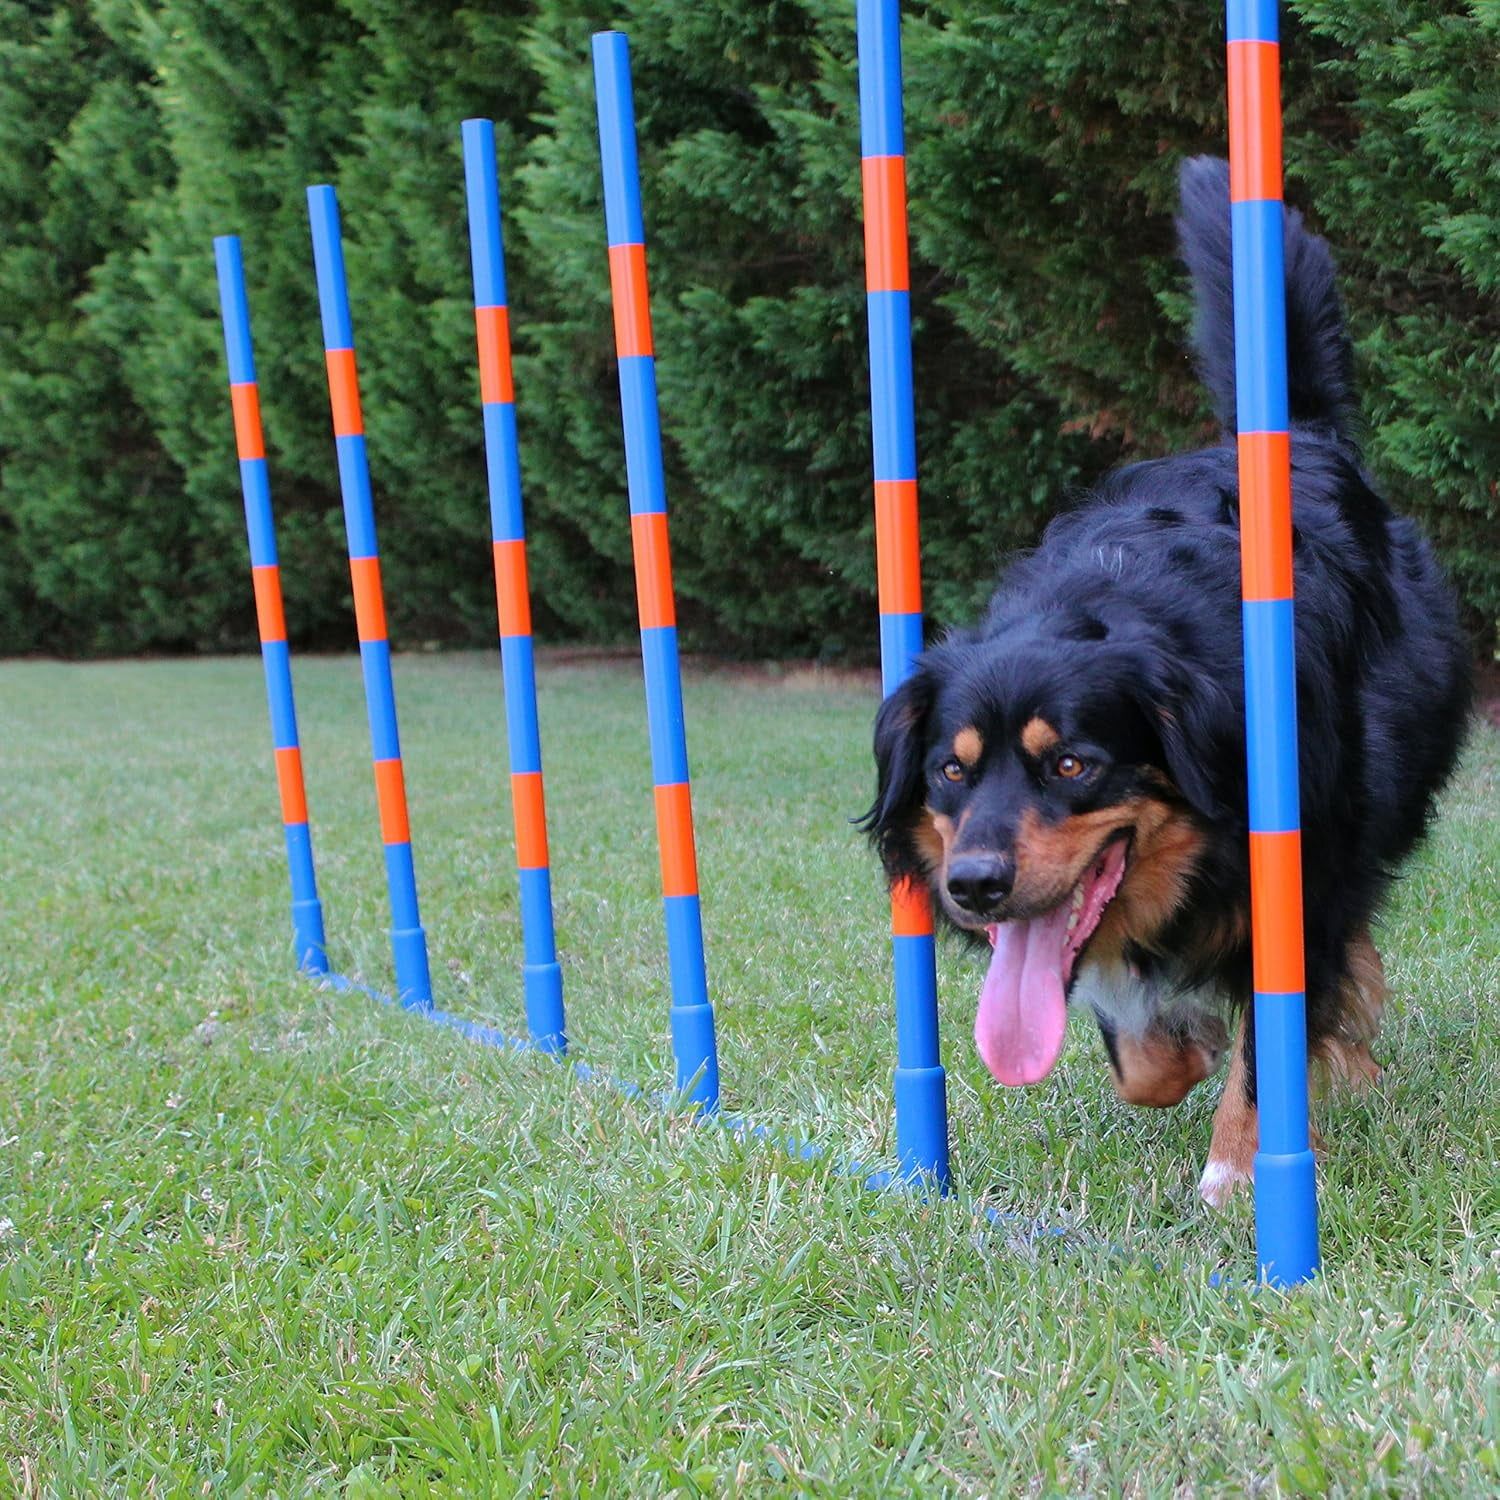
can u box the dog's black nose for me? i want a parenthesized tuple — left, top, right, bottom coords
(946, 854, 1014, 915)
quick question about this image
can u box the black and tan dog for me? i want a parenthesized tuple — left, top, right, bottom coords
(861, 158, 1470, 1204)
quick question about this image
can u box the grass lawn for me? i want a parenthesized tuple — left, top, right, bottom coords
(1, 652, 1496, 1495)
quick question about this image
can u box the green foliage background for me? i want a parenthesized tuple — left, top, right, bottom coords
(1, 0, 1495, 659)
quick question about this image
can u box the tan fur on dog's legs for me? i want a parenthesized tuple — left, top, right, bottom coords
(1200, 931, 1385, 1207)
(1200, 1013, 1257, 1207)
(1315, 928, 1386, 1091)
(1200, 1021, 1329, 1208)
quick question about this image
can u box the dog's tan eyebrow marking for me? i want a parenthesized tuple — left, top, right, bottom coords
(952, 727, 983, 766)
(1020, 717, 1060, 757)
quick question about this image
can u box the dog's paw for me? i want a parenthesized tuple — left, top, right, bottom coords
(1197, 1156, 1251, 1209)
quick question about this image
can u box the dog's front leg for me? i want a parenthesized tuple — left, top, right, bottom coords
(1199, 1014, 1330, 1206)
(1199, 1013, 1257, 1207)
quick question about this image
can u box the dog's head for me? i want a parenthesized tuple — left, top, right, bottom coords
(861, 604, 1229, 1086)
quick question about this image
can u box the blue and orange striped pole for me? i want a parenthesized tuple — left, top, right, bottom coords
(1226, 0, 1319, 1284)
(591, 30, 719, 1112)
(856, 0, 950, 1189)
(307, 185, 433, 1011)
(461, 118, 567, 1054)
(214, 236, 330, 978)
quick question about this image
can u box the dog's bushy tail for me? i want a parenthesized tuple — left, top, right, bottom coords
(1176, 155, 1356, 439)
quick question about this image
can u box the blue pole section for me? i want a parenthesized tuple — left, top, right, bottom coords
(592, 30, 719, 1112)
(1226, 0, 1319, 1284)
(306, 184, 433, 1010)
(214, 234, 329, 976)
(461, 117, 567, 1054)
(856, 0, 950, 1190)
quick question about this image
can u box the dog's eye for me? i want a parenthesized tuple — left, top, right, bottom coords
(1055, 753, 1087, 780)
(941, 759, 965, 784)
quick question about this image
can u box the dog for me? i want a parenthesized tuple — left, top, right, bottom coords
(861, 157, 1471, 1205)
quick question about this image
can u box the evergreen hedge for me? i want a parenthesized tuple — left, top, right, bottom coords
(1, 1, 1494, 659)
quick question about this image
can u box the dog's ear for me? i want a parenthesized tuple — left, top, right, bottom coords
(858, 666, 937, 878)
(1135, 651, 1238, 822)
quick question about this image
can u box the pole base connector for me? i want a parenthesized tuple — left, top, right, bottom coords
(892, 1063, 950, 1192)
(670, 1002, 720, 1114)
(292, 899, 329, 975)
(523, 961, 567, 1054)
(1254, 1147, 1320, 1286)
(391, 925, 433, 1010)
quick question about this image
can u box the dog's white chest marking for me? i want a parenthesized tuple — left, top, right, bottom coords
(1071, 961, 1224, 1040)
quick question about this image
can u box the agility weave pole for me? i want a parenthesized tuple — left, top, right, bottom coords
(856, 0, 950, 1191)
(213, 236, 330, 981)
(461, 118, 568, 1056)
(592, 31, 720, 1114)
(307, 185, 434, 1011)
(1226, 0, 1319, 1285)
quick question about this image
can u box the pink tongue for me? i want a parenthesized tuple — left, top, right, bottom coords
(974, 903, 1074, 1086)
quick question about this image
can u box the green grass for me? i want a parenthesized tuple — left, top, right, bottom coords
(1, 654, 1496, 1496)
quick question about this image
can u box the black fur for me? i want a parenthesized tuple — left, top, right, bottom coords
(1178, 157, 1357, 438)
(862, 157, 1471, 1102)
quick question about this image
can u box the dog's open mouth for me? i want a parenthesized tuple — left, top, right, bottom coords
(974, 837, 1129, 1087)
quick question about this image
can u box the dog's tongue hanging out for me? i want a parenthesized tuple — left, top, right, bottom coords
(974, 840, 1128, 1086)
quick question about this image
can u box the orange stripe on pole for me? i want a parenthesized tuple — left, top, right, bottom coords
(1227, 41, 1283, 203)
(1249, 829, 1305, 993)
(349, 555, 387, 644)
(373, 757, 411, 845)
(608, 243, 653, 358)
(324, 348, 364, 437)
(511, 771, 549, 869)
(861, 155, 910, 293)
(890, 876, 933, 937)
(274, 746, 309, 825)
(874, 480, 922, 613)
(230, 382, 265, 460)
(1237, 431, 1294, 600)
(630, 511, 677, 629)
(252, 563, 287, 643)
(654, 782, 699, 898)
(474, 305, 515, 405)
(492, 539, 533, 638)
